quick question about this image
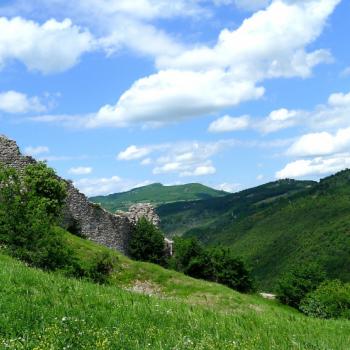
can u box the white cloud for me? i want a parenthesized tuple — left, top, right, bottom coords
(3, 0, 199, 61)
(158, 0, 336, 76)
(74, 176, 151, 197)
(276, 153, 350, 179)
(68, 167, 93, 175)
(0, 91, 46, 114)
(119, 140, 236, 178)
(85, 0, 338, 128)
(84, 70, 263, 128)
(117, 145, 153, 160)
(256, 174, 264, 180)
(182, 165, 217, 177)
(141, 158, 152, 166)
(152, 140, 235, 177)
(214, 182, 242, 192)
(287, 127, 350, 157)
(208, 115, 250, 133)
(258, 108, 299, 133)
(27, 0, 339, 129)
(24, 145, 49, 156)
(0, 17, 94, 74)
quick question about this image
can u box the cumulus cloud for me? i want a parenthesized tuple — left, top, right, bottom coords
(0, 17, 94, 74)
(31, 0, 339, 129)
(73, 176, 151, 197)
(68, 167, 93, 175)
(24, 145, 50, 156)
(117, 145, 153, 161)
(2, 0, 200, 61)
(208, 115, 250, 133)
(84, 70, 263, 128)
(258, 108, 299, 133)
(0, 91, 46, 114)
(83, 0, 338, 128)
(276, 153, 350, 179)
(215, 182, 242, 192)
(287, 128, 350, 157)
(119, 140, 236, 178)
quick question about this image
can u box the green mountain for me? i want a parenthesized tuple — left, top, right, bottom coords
(157, 172, 350, 290)
(90, 182, 227, 212)
(0, 229, 349, 349)
(157, 179, 316, 237)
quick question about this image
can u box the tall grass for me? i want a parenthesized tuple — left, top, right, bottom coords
(0, 253, 349, 350)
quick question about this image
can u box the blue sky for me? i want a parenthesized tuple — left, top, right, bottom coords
(0, 0, 350, 196)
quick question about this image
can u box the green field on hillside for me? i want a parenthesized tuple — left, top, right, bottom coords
(0, 230, 349, 350)
(90, 183, 227, 212)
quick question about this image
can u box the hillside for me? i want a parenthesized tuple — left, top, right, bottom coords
(157, 179, 316, 237)
(0, 230, 349, 349)
(90, 182, 227, 212)
(158, 171, 350, 290)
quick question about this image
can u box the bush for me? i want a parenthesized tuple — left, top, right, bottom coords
(277, 264, 326, 309)
(171, 237, 205, 271)
(171, 238, 254, 293)
(300, 280, 350, 319)
(128, 217, 166, 265)
(0, 163, 72, 270)
(89, 251, 119, 284)
(211, 248, 255, 293)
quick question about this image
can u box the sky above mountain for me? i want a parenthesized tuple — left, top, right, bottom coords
(1, 0, 349, 196)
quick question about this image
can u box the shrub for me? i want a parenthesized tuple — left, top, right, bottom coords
(211, 248, 255, 293)
(277, 264, 326, 309)
(128, 217, 166, 265)
(89, 251, 119, 284)
(171, 238, 254, 292)
(300, 280, 350, 319)
(171, 237, 205, 272)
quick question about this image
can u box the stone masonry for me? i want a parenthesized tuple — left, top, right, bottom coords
(124, 203, 161, 227)
(0, 135, 133, 253)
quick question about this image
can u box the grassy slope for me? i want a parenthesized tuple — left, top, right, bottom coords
(180, 171, 350, 290)
(157, 179, 315, 237)
(90, 183, 227, 212)
(0, 232, 350, 349)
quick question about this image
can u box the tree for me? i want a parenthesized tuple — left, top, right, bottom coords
(171, 237, 205, 272)
(0, 163, 72, 270)
(211, 248, 255, 293)
(128, 217, 166, 265)
(277, 263, 326, 309)
(300, 280, 350, 319)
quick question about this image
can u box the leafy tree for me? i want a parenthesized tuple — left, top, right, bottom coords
(277, 263, 326, 309)
(171, 237, 205, 272)
(0, 163, 71, 270)
(128, 217, 166, 265)
(185, 250, 216, 281)
(171, 238, 254, 292)
(300, 280, 350, 319)
(211, 248, 255, 293)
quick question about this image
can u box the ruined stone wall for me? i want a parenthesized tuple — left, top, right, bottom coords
(0, 135, 133, 254)
(124, 203, 161, 227)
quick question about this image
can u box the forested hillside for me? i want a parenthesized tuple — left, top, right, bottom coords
(158, 172, 350, 290)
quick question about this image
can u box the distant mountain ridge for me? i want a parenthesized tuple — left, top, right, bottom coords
(90, 183, 228, 212)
